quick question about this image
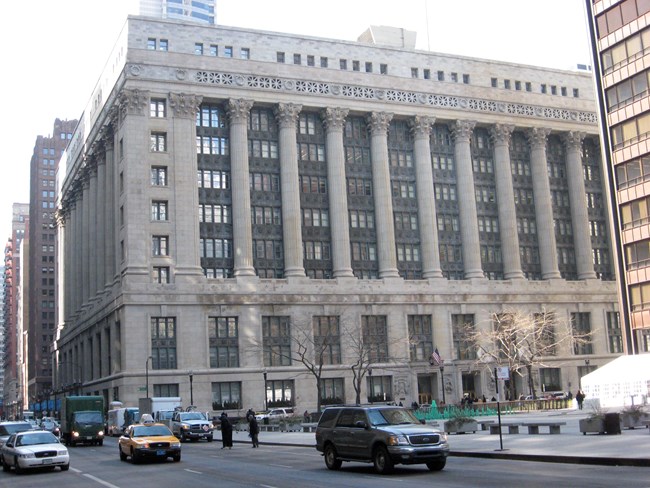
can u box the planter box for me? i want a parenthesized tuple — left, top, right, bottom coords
(444, 420, 478, 434)
(621, 412, 650, 429)
(579, 417, 605, 435)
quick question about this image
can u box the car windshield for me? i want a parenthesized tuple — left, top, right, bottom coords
(367, 408, 419, 426)
(75, 412, 102, 423)
(180, 412, 205, 421)
(132, 425, 172, 437)
(16, 432, 58, 446)
(0, 423, 32, 435)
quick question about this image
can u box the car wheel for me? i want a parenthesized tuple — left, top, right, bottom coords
(426, 458, 446, 471)
(207, 436, 213, 442)
(324, 444, 342, 470)
(1, 455, 9, 472)
(98, 440, 103, 446)
(373, 445, 394, 475)
(173, 453, 181, 462)
(119, 446, 127, 461)
(14, 456, 23, 474)
(131, 448, 140, 464)
(60, 463, 70, 471)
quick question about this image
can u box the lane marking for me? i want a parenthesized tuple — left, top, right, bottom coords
(185, 468, 203, 474)
(82, 473, 121, 488)
(260, 485, 278, 488)
(268, 463, 293, 468)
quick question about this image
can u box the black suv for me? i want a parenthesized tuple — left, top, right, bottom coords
(315, 405, 449, 474)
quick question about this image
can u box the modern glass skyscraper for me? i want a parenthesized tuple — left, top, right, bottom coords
(585, 0, 650, 354)
(139, 0, 216, 25)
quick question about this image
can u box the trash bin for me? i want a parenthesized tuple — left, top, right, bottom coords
(604, 412, 621, 435)
(263, 417, 269, 425)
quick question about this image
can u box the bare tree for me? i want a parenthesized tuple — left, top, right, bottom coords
(462, 308, 591, 400)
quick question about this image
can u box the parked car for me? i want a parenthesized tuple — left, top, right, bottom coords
(0, 421, 34, 448)
(255, 408, 294, 421)
(119, 419, 181, 463)
(0, 430, 69, 473)
(39, 418, 61, 438)
(315, 405, 449, 474)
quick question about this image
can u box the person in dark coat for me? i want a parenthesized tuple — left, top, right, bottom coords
(219, 412, 233, 449)
(575, 390, 586, 410)
(247, 413, 260, 448)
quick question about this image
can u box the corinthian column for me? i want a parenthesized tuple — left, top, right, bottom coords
(227, 99, 256, 277)
(564, 132, 597, 280)
(451, 120, 484, 279)
(368, 112, 399, 279)
(527, 128, 561, 279)
(411, 115, 443, 279)
(322, 107, 354, 278)
(275, 103, 305, 277)
(490, 124, 524, 280)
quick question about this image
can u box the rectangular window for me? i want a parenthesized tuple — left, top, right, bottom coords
(151, 317, 176, 369)
(240, 47, 250, 59)
(340, 59, 347, 70)
(152, 201, 168, 221)
(150, 99, 166, 117)
(362, 315, 388, 362)
(504, 79, 511, 89)
(606, 312, 623, 353)
(380, 63, 388, 74)
(266, 379, 294, 408)
(541, 84, 547, 94)
(210, 44, 218, 56)
(365, 62, 373, 72)
(154, 384, 178, 397)
(147, 38, 156, 50)
(539, 368, 561, 392)
(462, 74, 470, 84)
(151, 166, 167, 186)
(367, 375, 393, 403)
(224, 46, 233, 57)
(451, 72, 458, 82)
(320, 56, 328, 68)
(159, 39, 168, 51)
(209, 317, 239, 368)
(526, 82, 532, 92)
(571, 312, 593, 355)
(437, 71, 444, 81)
(491, 77, 498, 87)
(194, 43, 203, 55)
(411, 68, 419, 78)
(313, 316, 341, 365)
(353, 60, 360, 71)
(153, 266, 170, 283)
(263, 316, 291, 366)
(321, 378, 344, 405)
(152, 235, 169, 256)
(408, 315, 433, 361)
(212, 382, 241, 410)
(293, 53, 301, 65)
(276, 51, 285, 63)
(424, 69, 431, 79)
(307, 55, 315, 66)
(452, 314, 477, 360)
(150, 132, 167, 152)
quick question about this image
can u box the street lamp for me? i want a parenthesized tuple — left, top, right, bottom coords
(368, 368, 373, 404)
(145, 356, 153, 399)
(189, 371, 194, 407)
(262, 368, 268, 411)
(439, 360, 446, 406)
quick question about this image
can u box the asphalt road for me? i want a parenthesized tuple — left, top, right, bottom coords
(0, 436, 648, 488)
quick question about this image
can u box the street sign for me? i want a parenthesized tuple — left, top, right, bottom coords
(138, 386, 147, 392)
(496, 366, 510, 380)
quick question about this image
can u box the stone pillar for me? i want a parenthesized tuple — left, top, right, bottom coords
(81, 174, 91, 306)
(322, 107, 354, 278)
(227, 99, 256, 277)
(169, 93, 205, 281)
(411, 115, 443, 279)
(74, 185, 84, 312)
(490, 124, 524, 280)
(275, 102, 305, 277)
(527, 128, 561, 279)
(564, 132, 597, 280)
(451, 120, 484, 279)
(88, 162, 99, 298)
(367, 112, 399, 279)
(104, 116, 117, 287)
(95, 144, 106, 294)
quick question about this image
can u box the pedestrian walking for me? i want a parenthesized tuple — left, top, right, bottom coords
(575, 390, 586, 410)
(247, 412, 260, 448)
(219, 412, 233, 449)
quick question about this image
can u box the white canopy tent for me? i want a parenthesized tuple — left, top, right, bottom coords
(581, 355, 650, 408)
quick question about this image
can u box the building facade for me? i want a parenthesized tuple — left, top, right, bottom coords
(2, 204, 29, 419)
(139, 0, 215, 25)
(586, 0, 650, 354)
(26, 119, 76, 410)
(55, 16, 619, 413)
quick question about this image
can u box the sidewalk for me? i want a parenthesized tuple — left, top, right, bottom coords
(221, 409, 650, 467)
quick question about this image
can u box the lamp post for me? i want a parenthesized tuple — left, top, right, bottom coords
(189, 371, 194, 407)
(145, 356, 153, 399)
(368, 368, 373, 404)
(262, 368, 268, 411)
(439, 360, 446, 406)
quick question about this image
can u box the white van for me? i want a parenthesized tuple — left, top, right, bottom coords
(107, 407, 140, 436)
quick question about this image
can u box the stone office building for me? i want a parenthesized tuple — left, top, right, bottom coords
(55, 16, 619, 412)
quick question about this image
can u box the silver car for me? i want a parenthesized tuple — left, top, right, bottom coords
(0, 421, 33, 448)
(0, 430, 69, 473)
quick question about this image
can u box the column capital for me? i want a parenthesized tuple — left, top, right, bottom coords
(563, 131, 586, 150)
(489, 124, 514, 145)
(526, 127, 552, 148)
(450, 120, 476, 143)
(410, 115, 436, 138)
(227, 99, 254, 123)
(322, 107, 349, 131)
(169, 93, 203, 118)
(118, 88, 149, 117)
(275, 103, 302, 128)
(367, 112, 393, 134)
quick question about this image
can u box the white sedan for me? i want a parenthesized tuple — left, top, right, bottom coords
(0, 430, 69, 473)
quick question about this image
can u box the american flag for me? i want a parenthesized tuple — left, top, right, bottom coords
(430, 348, 443, 366)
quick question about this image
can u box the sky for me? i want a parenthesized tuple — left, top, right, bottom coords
(0, 0, 592, 244)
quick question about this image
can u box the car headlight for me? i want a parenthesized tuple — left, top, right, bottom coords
(57, 450, 67, 455)
(18, 453, 35, 459)
(171, 442, 181, 448)
(98, 431, 104, 436)
(181, 424, 190, 430)
(72, 431, 80, 438)
(387, 435, 410, 446)
(439, 433, 448, 443)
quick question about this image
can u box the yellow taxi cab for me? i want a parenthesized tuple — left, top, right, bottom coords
(118, 414, 181, 463)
